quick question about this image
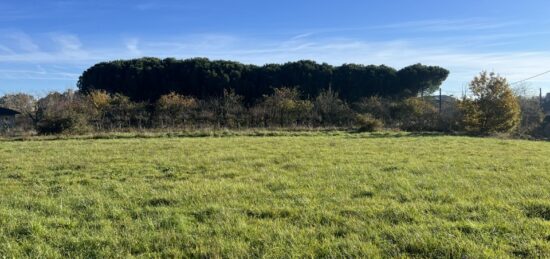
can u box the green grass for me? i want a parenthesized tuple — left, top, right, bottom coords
(1, 132, 549, 257)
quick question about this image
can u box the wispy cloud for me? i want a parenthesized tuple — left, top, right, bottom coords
(125, 38, 141, 55)
(0, 68, 78, 80)
(7, 32, 40, 52)
(372, 18, 523, 32)
(0, 45, 15, 54)
(289, 17, 524, 37)
(52, 34, 82, 51)
(1, 23, 550, 94)
(0, 5, 37, 21)
(134, 2, 196, 11)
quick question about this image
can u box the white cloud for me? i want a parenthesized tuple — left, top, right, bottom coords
(51, 34, 83, 51)
(0, 44, 15, 54)
(125, 38, 141, 55)
(7, 32, 39, 52)
(372, 18, 523, 32)
(1, 28, 550, 95)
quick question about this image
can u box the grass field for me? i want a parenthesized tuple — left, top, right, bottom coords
(1, 132, 550, 257)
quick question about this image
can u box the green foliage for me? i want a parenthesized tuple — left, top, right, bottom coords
(78, 58, 449, 103)
(155, 92, 198, 128)
(392, 97, 438, 131)
(36, 116, 84, 135)
(34, 91, 90, 135)
(216, 89, 247, 128)
(517, 96, 545, 135)
(543, 93, 550, 113)
(354, 96, 392, 122)
(313, 87, 353, 126)
(0, 134, 549, 257)
(355, 114, 383, 132)
(2, 80, 533, 137)
(459, 72, 521, 134)
(541, 116, 550, 138)
(256, 88, 313, 127)
(397, 63, 450, 97)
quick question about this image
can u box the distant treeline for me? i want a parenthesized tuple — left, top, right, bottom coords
(1, 72, 548, 137)
(78, 58, 450, 103)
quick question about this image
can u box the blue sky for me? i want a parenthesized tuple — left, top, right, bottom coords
(1, 0, 550, 97)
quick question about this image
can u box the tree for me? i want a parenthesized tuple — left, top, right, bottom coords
(459, 72, 521, 134)
(258, 88, 313, 127)
(517, 96, 544, 135)
(34, 91, 91, 134)
(0, 93, 38, 129)
(543, 93, 550, 114)
(313, 88, 353, 126)
(217, 89, 246, 128)
(353, 96, 392, 123)
(397, 64, 450, 97)
(78, 58, 450, 103)
(392, 97, 438, 131)
(155, 92, 198, 128)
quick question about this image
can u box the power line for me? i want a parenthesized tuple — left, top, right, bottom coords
(510, 70, 550, 85)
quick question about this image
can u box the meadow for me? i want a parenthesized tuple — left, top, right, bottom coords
(0, 132, 549, 257)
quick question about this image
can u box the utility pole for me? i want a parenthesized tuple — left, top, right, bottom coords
(540, 88, 543, 108)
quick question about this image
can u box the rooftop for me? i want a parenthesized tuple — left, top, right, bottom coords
(0, 107, 20, 116)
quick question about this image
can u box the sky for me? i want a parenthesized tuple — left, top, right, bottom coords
(1, 0, 550, 97)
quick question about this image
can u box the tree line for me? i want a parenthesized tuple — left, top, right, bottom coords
(2, 69, 548, 138)
(78, 58, 450, 103)
(0, 88, 445, 134)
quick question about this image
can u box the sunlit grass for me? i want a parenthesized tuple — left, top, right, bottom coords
(1, 132, 549, 257)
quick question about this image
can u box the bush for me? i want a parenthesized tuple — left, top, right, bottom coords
(155, 92, 198, 128)
(540, 116, 550, 138)
(36, 116, 78, 135)
(34, 91, 91, 135)
(353, 96, 391, 123)
(459, 72, 521, 134)
(437, 97, 462, 132)
(257, 88, 313, 127)
(314, 88, 353, 126)
(517, 97, 544, 135)
(392, 97, 438, 131)
(356, 114, 384, 132)
(36, 110, 90, 135)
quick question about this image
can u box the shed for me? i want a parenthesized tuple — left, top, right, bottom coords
(0, 107, 20, 130)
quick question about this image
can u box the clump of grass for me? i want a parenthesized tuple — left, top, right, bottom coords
(523, 201, 550, 220)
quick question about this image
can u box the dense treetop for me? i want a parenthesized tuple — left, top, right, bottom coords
(78, 58, 449, 103)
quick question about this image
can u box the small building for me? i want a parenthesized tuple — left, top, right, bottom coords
(0, 107, 20, 131)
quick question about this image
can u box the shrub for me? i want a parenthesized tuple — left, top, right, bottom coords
(459, 72, 521, 134)
(155, 92, 198, 128)
(34, 91, 91, 135)
(540, 116, 550, 138)
(258, 88, 313, 127)
(216, 89, 247, 128)
(36, 116, 81, 135)
(517, 96, 544, 135)
(356, 114, 384, 132)
(314, 88, 353, 126)
(437, 97, 462, 132)
(353, 96, 391, 123)
(392, 97, 438, 131)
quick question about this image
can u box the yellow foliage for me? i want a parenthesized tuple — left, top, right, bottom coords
(459, 72, 521, 134)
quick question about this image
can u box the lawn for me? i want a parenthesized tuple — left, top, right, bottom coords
(1, 132, 549, 257)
